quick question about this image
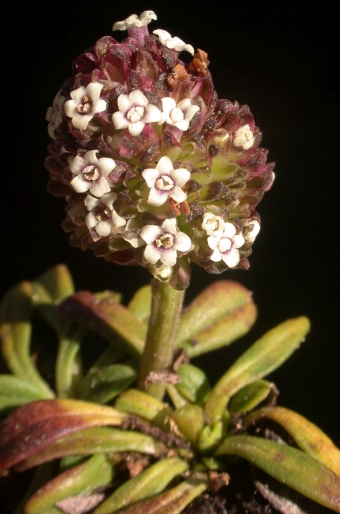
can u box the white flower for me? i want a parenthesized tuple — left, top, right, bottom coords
(140, 219, 191, 267)
(142, 156, 190, 207)
(64, 82, 106, 131)
(68, 150, 115, 198)
(207, 222, 245, 268)
(112, 11, 157, 31)
(242, 219, 260, 243)
(160, 97, 200, 131)
(153, 29, 194, 55)
(233, 124, 254, 150)
(202, 213, 226, 236)
(112, 90, 162, 136)
(46, 90, 65, 139)
(85, 192, 126, 240)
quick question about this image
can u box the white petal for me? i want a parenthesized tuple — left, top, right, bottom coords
(173, 232, 191, 252)
(147, 188, 167, 206)
(161, 97, 176, 115)
(98, 157, 116, 176)
(207, 234, 220, 250)
(112, 211, 126, 228)
(90, 178, 111, 197)
(222, 248, 240, 268)
(92, 98, 107, 114)
(161, 218, 177, 234)
(101, 191, 117, 208)
(64, 100, 77, 118)
(84, 194, 100, 211)
(70, 86, 87, 103)
(171, 168, 190, 187)
(69, 154, 85, 174)
(87, 82, 103, 101)
(143, 104, 162, 123)
(129, 89, 148, 107)
(112, 111, 129, 130)
(96, 220, 112, 237)
(85, 211, 97, 228)
(72, 114, 93, 130)
(232, 234, 245, 248)
(153, 29, 171, 44)
(170, 187, 187, 204)
(210, 248, 222, 262)
(140, 225, 162, 244)
(84, 150, 99, 164)
(71, 175, 91, 193)
(117, 94, 133, 113)
(157, 156, 173, 175)
(172, 119, 189, 131)
(184, 104, 200, 121)
(128, 121, 145, 136)
(160, 249, 177, 267)
(223, 223, 237, 238)
(144, 244, 161, 264)
(142, 168, 159, 187)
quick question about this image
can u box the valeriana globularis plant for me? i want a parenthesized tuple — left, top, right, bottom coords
(0, 10, 339, 514)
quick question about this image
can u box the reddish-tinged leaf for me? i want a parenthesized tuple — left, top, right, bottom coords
(0, 399, 126, 474)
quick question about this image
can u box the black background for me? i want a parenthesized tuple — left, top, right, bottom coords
(2, 0, 339, 456)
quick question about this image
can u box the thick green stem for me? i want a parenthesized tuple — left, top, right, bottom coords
(138, 280, 185, 399)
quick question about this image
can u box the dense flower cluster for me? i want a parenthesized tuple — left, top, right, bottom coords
(45, 10, 274, 289)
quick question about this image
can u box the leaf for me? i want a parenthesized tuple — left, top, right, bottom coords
(24, 453, 114, 514)
(171, 405, 204, 444)
(0, 399, 126, 473)
(175, 364, 211, 404)
(112, 473, 208, 514)
(243, 406, 340, 476)
(55, 326, 85, 399)
(78, 363, 137, 404)
(115, 389, 172, 430)
(229, 380, 275, 414)
(176, 281, 256, 356)
(0, 375, 49, 413)
(0, 281, 55, 399)
(58, 291, 146, 357)
(127, 285, 152, 322)
(215, 435, 340, 512)
(94, 457, 188, 514)
(17, 427, 162, 471)
(204, 317, 310, 424)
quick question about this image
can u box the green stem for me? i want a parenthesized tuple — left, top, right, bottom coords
(138, 280, 185, 399)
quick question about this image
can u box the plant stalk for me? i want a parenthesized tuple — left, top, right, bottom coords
(137, 280, 185, 399)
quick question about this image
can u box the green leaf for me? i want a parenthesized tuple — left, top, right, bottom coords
(0, 399, 126, 473)
(127, 285, 152, 322)
(24, 454, 114, 514)
(204, 317, 310, 424)
(175, 364, 211, 404)
(0, 281, 55, 399)
(229, 380, 274, 414)
(111, 473, 208, 514)
(176, 281, 256, 357)
(78, 363, 137, 404)
(243, 406, 340, 476)
(115, 389, 172, 430)
(0, 375, 49, 412)
(59, 291, 146, 357)
(172, 405, 204, 444)
(17, 427, 162, 471)
(94, 458, 188, 514)
(55, 325, 85, 398)
(197, 421, 224, 454)
(215, 435, 340, 512)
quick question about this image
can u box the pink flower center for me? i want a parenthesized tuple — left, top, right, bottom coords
(76, 95, 92, 114)
(127, 106, 145, 123)
(82, 165, 101, 181)
(155, 233, 174, 249)
(155, 175, 174, 191)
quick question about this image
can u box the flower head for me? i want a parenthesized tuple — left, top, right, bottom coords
(46, 10, 274, 289)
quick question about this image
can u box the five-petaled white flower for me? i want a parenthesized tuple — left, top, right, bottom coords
(233, 124, 254, 150)
(85, 192, 126, 240)
(112, 10, 157, 30)
(64, 82, 107, 131)
(202, 213, 226, 236)
(242, 219, 260, 243)
(68, 150, 115, 198)
(207, 222, 245, 268)
(160, 97, 200, 131)
(46, 90, 65, 139)
(140, 219, 191, 267)
(153, 29, 194, 55)
(112, 90, 162, 136)
(142, 156, 190, 207)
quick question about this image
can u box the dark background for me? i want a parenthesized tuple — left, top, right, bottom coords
(2, 0, 339, 455)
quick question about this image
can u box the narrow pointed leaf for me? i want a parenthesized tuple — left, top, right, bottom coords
(17, 427, 162, 471)
(115, 389, 172, 429)
(78, 363, 137, 404)
(176, 280, 255, 346)
(24, 454, 114, 514)
(204, 317, 310, 424)
(0, 375, 49, 412)
(0, 399, 126, 473)
(215, 435, 340, 512)
(175, 364, 210, 403)
(0, 281, 55, 398)
(127, 285, 152, 322)
(94, 457, 188, 514)
(229, 380, 274, 414)
(244, 406, 340, 476)
(113, 474, 208, 514)
(56, 326, 85, 398)
(59, 291, 146, 357)
(34, 264, 75, 303)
